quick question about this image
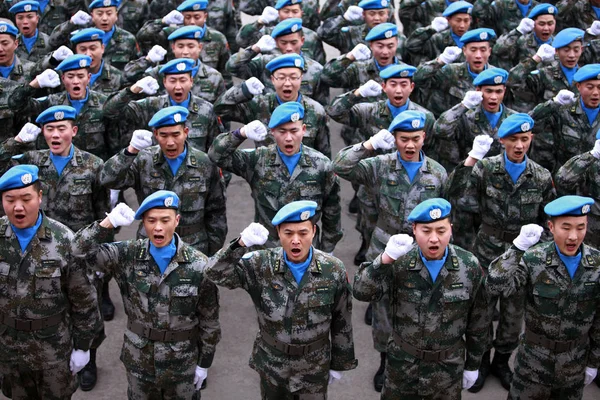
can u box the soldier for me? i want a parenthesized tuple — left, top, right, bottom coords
(236, 0, 325, 65)
(530, 63, 600, 173)
(488, 195, 600, 399)
(73, 190, 221, 397)
(353, 198, 490, 399)
(205, 200, 357, 398)
(104, 58, 221, 152)
(7, 0, 81, 35)
(0, 164, 99, 399)
(334, 111, 448, 392)
(473, 0, 539, 37)
(239, 0, 319, 31)
(556, 0, 599, 31)
(82, 0, 150, 35)
(208, 102, 342, 252)
(399, 0, 447, 36)
(9, 1, 52, 63)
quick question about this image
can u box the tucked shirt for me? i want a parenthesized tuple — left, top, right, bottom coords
(165, 145, 187, 176)
(149, 237, 177, 274)
(483, 104, 503, 128)
(386, 99, 410, 119)
(277, 144, 303, 175)
(0, 58, 15, 78)
(420, 247, 449, 283)
(89, 60, 105, 87)
(12, 212, 43, 252)
(504, 152, 527, 184)
(398, 150, 424, 183)
(284, 246, 313, 283)
(581, 98, 600, 126)
(560, 64, 578, 86)
(50, 144, 75, 176)
(68, 89, 90, 115)
(22, 30, 39, 53)
(555, 243, 582, 279)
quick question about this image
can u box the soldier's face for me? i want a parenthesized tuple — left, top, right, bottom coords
(143, 208, 180, 248)
(548, 216, 587, 256)
(275, 32, 304, 54)
(15, 12, 39, 37)
(0, 34, 18, 66)
(171, 39, 203, 60)
(272, 120, 305, 156)
(463, 42, 491, 73)
(279, 4, 302, 20)
(556, 41, 582, 68)
(2, 185, 42, 229)
(533, 15, 556, 42)
(270, 66, 302, 101)
(277, 220, 316, 263)
(61, 69, 91, 100)
(382, 78, 413, 107)
(154, 124, 189, 159)
(478, 85, 505, 112)
(75, 41, 105, 70)
(370, 37, 397, 66)
(363, 9, 389, 28)
(395, 130, 424, 162)
(499, 132, 532, 163)
(183, 11, 207, 27)
(43, 121, 77, 157)
(413, 219, 452, 260)
(91, 7, 118, 32)
(447, 14, 471, 36)
(576, 80, 600, 109)
(163, 73, 193, 103)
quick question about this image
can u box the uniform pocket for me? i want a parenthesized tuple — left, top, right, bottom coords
(443, 289, 470, 322)
(179, 180, 207, 212)
(532, 283, 560, 315)
(170, 284, 199, 316)
(307, 290, 334, 326)
(395, 289, 421, 324)
(34, 263, 62, 299)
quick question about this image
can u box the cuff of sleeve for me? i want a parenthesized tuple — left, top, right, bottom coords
(124, 149, 137, 156)
(241, 83, 253, 99)
(198, 351, 215, 368)
(330, 358, 358, 371)
(73, 338, 91, 352)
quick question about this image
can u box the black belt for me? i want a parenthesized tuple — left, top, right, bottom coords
(481, 224, 519, 242)
(525, 330, 587, 353)
(261, 331, 329, 356)
(175, 224, 203, 237)
(127, 320, 199, 342)
(0, 312, 63, 331)
(393, 332, 461, 362)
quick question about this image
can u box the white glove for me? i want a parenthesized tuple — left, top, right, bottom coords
(129, 129, 153, 151)
(553, 89, 576, 106)
(438, 46, 462, 64)
(259, 6, 279, 24)
(587, 21, 600, 36)
(343, 5, 364, 22)
(369, 129, 395, 151)
(384, 234, 414, 260)
(584, 367, 598, 385)
(52, 45, 73, 61)
(591, 139, 600, 160)
(328, 370, 342, 385)
(16, 123, 41, 143)
(536, 43, 555, 62)
(70, 10, 91, 26)
(69, 349, 90, 375)
(516, 18, 535, 35)
(106, 203, 135, 228)
(468, 135, 494, 160)
(349, 43, 371, 61)
(36, 69, 61, 88)
(146, 45, 167, 63)
(358, 79, 382, 97)
(462, 370, 479, 389)
(240, 222, 269, 247)
(255, 35, 277, 53)
(512, 224, 544, 251)
(461, 90, 483, 109)
(432, 16, 449, 33)
(243, 120, 268, 141)
(134, 76, 160, 95)
(162, 10, 184, 25)
(194, 366, 208, 390)
(244, 77, 265, 96)
(109, 189, 120, 210)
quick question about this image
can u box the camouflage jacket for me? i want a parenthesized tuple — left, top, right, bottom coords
(399, 0, 446, 36)
(205, 242, 357, 391)
(238, 0, 320, 31)
(2, 55, 35, 85)
(15, 31, 53, 64)
(473, 0, 539, 37)
(82, 0, 150, 34)
(321, 56, 404, 91)
(73, 223, 221, 383)
(319, 0, 396, 24)
(0, 213, 99, 370)
(493, 29, 542, 71)
(11, 0, 78, 35)
(208, 136, 342, 252)
(100, 144, 227, 255)
(0, 78, 28, 143)
(406, 27, 466, 67)
(556, 0, 597, 31)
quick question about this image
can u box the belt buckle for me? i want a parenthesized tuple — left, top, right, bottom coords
(15, 319, 31, 331)
(421, 350, 440, 362)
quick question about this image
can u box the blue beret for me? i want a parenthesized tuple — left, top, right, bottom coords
(408, 198, 452, 223)
(358, 0, 390, 10)
(275, 0, 302, 9)
(9, 0, 40, 14)
(380, 64, 416, 80)
(55, 54, 92, 72)
(498, 113, 534, 138)
(460, 28, 496, 44)
(89, 0, 119, 9)
(442, 1, 472, 17)
(177, 0, 208, 12)
(573, 64, 600, 83)
(552, 28, 584, 49)
(134, 190, 179, 220)
(148, 106, 189, 128)
(544, 195, 594, 217)
(473, 67, 508, 86)
(0, 165, 39, 192)
(271, 18, 302, 38)
(168, 25, 205, 41)
(0, 22, 19, 37)
(365, 22, 397, 42)
(528, 3, 557, 19)
(268, 101, 304, 128)
(159, 58, 195, 75)
(36, 105, 77, 125)
(70, 28, 105, 44)
(389, 110, 426, 132)
(271, 200, 317, 226)
(265, 53, 304, 72)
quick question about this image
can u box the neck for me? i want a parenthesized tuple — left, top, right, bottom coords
(52, 144, 72, 157)
(517, 0, 529, 4)
(23, 29, 36, 38)
(89, 62, 101, 74)
(70, 89, 87, 100)
(277, 92, 299, 102)
(469, 63, 484, 73)
(376, 58, 392, 67)
(0, 55, 15, 67)
(389, 98, 407, 108)
(583, 100, 598, 109)
(101, 25, 114, 33)
(484, 104, 500, 113)
(507, 153, 525, 163)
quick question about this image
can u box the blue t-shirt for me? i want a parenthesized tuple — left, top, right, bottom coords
(102, 26, 115, 47)
(560, 64, 578, 86)
(276, 93, 302, 105)
(386, 99, 410, 119)
(68, 89, 89, 115)
(398, 150, 424, 183)
(467, 63, 487, 80)
(22, 30, 39, 53)
(149, 237, 177, 274)
(483, 104, 503, 128)
(12, 212, 43, 252)
(170, 93, 191, 109)
(515, 0, 532, 17)
(592, 5, 600, 19)
(39, 0, 50, 13)
(533, 32, 552, 46)
(89, 60, 104, 87)
(555, 244, 582, 279)
(375, 58, 398, 72)
(284, 246, 313, 283)
(504, 152, 527, 184)
(420, 247, 448, 283)
(50, 144, 75, 176)
(581, 98, 600, 126)
(165, 145, 187, 176)
(0, 58, 15, 78)
(277, 144, 302, 175)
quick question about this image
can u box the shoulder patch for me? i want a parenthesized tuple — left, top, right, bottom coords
(242, 251, 256, 260)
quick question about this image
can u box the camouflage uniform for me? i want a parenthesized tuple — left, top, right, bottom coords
(205, 242, 357, 397)
(487, 242, 600, 399)
(14, 31, 53, 63)
(556, 0, 597, 31)
(399, 0, 446, 36)
(208, 135, 342, 252)
(16, 0, 78, 35)
(353, 244, 490, 399)
(0, 79, 28, 144)
(493, 30, 542, 71)
(1, 54, 35, 85)
(116, 0, 149, 34)
(473, 0, 539, 36)
(406, 28, 465, 68)
(0, 212, 99, 399)
(319, 0, 396, 25)
(238, 0, 320, 31)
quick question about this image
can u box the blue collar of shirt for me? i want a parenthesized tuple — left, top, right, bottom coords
(445, 0, 452, 6)
(386, 99, 410, 118)
(398, 150, 424, 183)
(39, 0, 50, 13)
(284, 246, 313, 283)
(560, 64, 578, 86)
(68, 88, 89, 115)
(276, 93, 302, 105)
(165, 145, 187, 176)
(0, 57, 16, 78)
(170, 93, 191, 109)
(419, 247, 448, 283)
(89, 60, 104, 87)
(375, 57, 397, 72)
(515, 0, 532, 17)
(533, 32, 552, 46)
(49, 144, 75, 176)
(102, 25, 116, 47)
(467, 63, 487, 80)
(450, 31, 464, 48)
(149, 237, 177, 274)
(12, 212, 43, 252)
(277, 144, 302, 175)
(483, 104, 503, 128)
(555, 243, 582, 279)
(22, 29, 39, 53)
(504, 152, 527, 184)
(580, 97, 600, 125)
(191, 59, 201, 78)
(593, 5, 600, 19)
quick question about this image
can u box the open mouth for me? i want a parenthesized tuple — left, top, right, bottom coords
(283, 144, 295, 154)
(50, 141, 62, 150)
(165, 148, 178, 158)
(153, 234, 165, 244)
(565, 243, 577, 253)
(404, 150, 417, 159)
(290, 248, 301, 256)
(14, 213, 26, 223)
(71, 85, 82, 95)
